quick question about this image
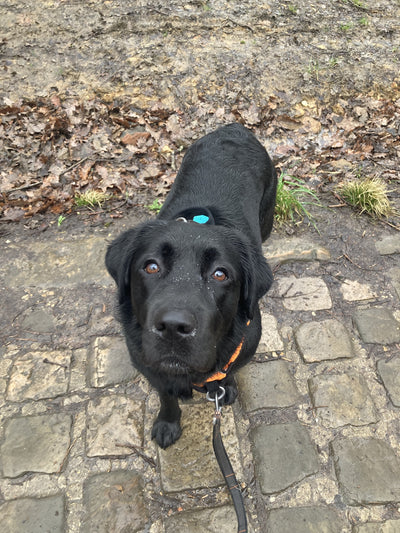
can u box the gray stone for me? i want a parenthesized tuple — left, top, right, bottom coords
(237, 361, 300, 412)
(3, 236, 111, 288)
(276, 276, 332, 311)
(266, 506, 344, 533)
(158, 403, 242, 492)
(308, 373, 378, 428)
(164, 506, 237, 533)
(86, 396, 144, 457)
(377, 357, 400, 407)
(263, 238, 331, 268)
(388, 267, 400, 298)
(340, 279, 376, 302)
(353, 308, 400, 345)
(1, 413, 72, 477)
(82, 471, 148, 533)
(88, 336, 138, 388)
(295, 319, 354, 363)
(251, 422, 319, 494)
(256, 313, 284, 353)
(1, 495, 65, 533)
(375, 234, 400, 255)
(21, 308, 56, 332)
(331, 438, 400, 504)
(354, 521, 400, 532)
(6, 350, 71, 401)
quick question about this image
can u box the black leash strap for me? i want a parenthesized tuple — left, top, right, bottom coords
(207, 387, 248, 533)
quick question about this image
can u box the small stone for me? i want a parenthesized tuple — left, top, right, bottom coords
(88, 336, 137, 388)
(86, 396, 144, 457)
(21, 308, 56, 332)
(309, 373, 378, 428)
(256, 313, 284, 353)
(266, 506, 344, 533)
(237, 361, 300, 411)
(276, 276, 332, 311)
(7, 350, 71, 401)
(164, 506, 237, 533)
(340, 279, 376, 301)
(1, 414, 72, 477)
(251, 422, 319, 494)
(82, 471, 148, 533)
(295, 319, 354, 363)
(353, 308, 400, 345)
(263, 238, 330, 268)
(3, 236, 111, 288)
(331, 437, 400, 504)
(375, 235, 400, 255)
(158, 403, 241, 492)
(388, 267, 400, 298)
(354, 521, 400, 532)
(377, 357, 400, 407)
(1, 495, 65, 533)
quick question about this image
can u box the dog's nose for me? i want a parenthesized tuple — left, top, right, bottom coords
(154, 309, 196, 338)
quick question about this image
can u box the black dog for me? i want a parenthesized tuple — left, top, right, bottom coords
(106, 123, 277, 448)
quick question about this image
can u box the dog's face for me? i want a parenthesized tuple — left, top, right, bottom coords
(106, 220, 272, 379)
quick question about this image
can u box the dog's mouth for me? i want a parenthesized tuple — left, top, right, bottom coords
(158, 357, 190, 375)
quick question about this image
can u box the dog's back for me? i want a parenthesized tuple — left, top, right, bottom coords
(159, 123, 277, 246)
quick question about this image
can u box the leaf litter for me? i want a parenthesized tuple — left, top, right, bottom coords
(0, 93, 399, 225)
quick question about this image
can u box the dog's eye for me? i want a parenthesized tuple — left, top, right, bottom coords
(212, 269, 227, 281)
(144, 262, 160, 274)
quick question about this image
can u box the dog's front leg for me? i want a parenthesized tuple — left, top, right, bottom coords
(151, 392, 182, 449)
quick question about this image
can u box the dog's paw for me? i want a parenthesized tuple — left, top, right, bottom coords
(152, 419, 182, 449)
(222, 381, 238, 406)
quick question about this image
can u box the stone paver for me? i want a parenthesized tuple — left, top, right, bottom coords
(353, 308, 400, 344)
(331, 438, 400, 504)
(82, 471, 148, 533)
(388, 267, 400, 298)
(164, 506, 238, 532)
(88, 336, 138, 388)
(266, 506, 344, 533)
(308, 373, 378, 428)
(263, 238, 331, 267)
(158, 403, 242, 492)
(375, 234, 400, 255)
(7, 350, 71, 401)
(377, 357, 400, 407)
(251, 422, 319, 494)
(1, 224, 400, 532)
(3, 236, 110, 288)
(1, 495, 65, 533)
(295, 319, 354, 362)
(237, 360, 300, 411)
(86, 396, 144, 457)
(354, 521, 400, 532)
(1, 413, 72, 478)
(276, 276, 332, 311)
(340, 279, 377, 302)
(256, 312, 284, 353)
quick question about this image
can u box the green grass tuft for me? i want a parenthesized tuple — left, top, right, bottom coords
(338, 177, 391, 218)
(74, 190, 110, 209)
(274, 172, 319, 228)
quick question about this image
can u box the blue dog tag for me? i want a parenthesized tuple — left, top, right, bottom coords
(193, 215, 209, 224)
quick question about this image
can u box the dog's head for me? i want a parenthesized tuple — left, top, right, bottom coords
(106, 220, 272, 378)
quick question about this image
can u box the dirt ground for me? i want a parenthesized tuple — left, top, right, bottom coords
(1, 0, 400, 228)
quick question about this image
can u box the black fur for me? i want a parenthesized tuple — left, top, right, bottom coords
(106, 123, 277, 448)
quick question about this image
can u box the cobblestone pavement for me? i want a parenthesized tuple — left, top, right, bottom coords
(1, 216, 400, 533)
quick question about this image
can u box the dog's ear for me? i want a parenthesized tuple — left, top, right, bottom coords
(240, 245, 273, 320)
(105, 228, 139, 305)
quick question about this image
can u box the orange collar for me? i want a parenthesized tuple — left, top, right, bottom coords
(193, 320, 250, 389)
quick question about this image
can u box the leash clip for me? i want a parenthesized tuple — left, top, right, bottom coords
(206, 386, 225, 417)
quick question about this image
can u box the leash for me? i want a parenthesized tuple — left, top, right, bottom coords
(207, 386, 248, 533)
